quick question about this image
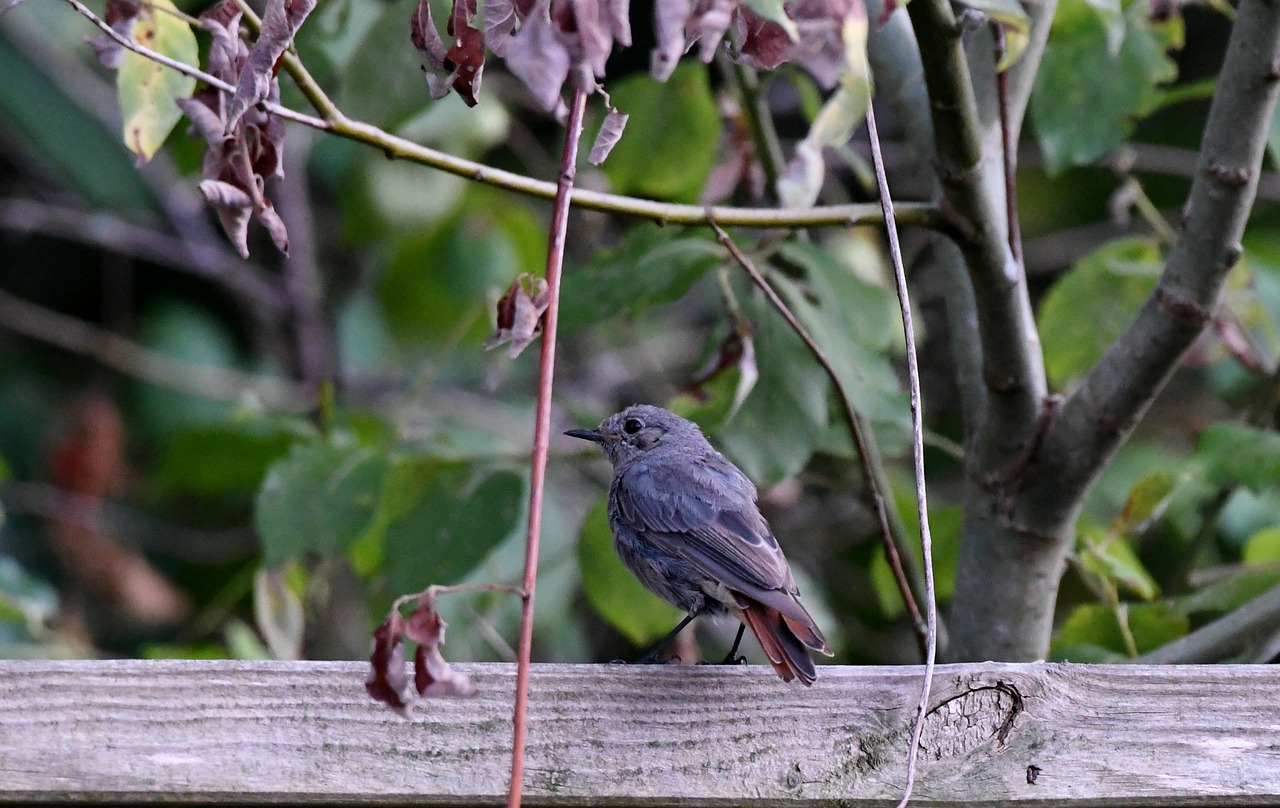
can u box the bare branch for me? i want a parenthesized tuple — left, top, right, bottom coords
(0, 197, 282, 315)
(0, 288, 309, 409)
(1029, 0, 1280, 527)
(1137, 583, 1280, 664)
(906, 0, 1047, 474)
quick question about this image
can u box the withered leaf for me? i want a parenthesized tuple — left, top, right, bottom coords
(503, 0, 570, 112)
(405, 602, 477, 698)
(225, 0, 317, 132)
(483, 0, 519, 56)
(88, 0, 142, 69)
(178, 1, 291, 258)
(588, 105, 629, 165)
(365, 611, 414, 716)
(412, 0, 486, 106)
(410, 0, 449, 70)
(486, 273, 550, 358)
(735, 7, 792, 70)
(651, 0, 691, 81)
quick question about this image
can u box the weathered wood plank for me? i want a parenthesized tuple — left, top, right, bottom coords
(0, 661, 1278, 806)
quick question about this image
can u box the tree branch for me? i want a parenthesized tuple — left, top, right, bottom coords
(0, 288, 309, 409)
(57, 0, 939, 232)
(0, 197, 282, 315)
(906, 0, 1047, 472)
(1137, 583, 1280, 664)
(1027, 0, 1280, 527)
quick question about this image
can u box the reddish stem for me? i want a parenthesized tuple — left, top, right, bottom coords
(506, 87, 588, 808)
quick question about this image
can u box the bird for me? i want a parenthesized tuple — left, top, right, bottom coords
(566, 404, 832, 685)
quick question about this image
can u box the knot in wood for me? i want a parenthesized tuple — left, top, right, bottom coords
(917, 683, 1023, 761)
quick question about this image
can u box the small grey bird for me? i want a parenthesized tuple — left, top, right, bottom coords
(567, 404, 832, 685)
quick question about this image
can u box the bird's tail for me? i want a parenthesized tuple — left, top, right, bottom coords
(736, 599, 827, 686)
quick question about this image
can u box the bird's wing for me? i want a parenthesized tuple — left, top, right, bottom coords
(614, 452, 831, 655)
(612, 453, 794, 596)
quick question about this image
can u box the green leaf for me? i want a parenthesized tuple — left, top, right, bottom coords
(578, 498, 684, 645)
(0, 34, 153, 210)
(1244, 527, 1280, 566)
(559, 225, 721, 332)
(600, 63, 720, 203)
(154, 418, 314, 497)
(116, 0, 197, 163)
(255, 440, 390, 565)
(334, 0, 434, 129)
(1197, 423, 1280, 494)
(1052, 601, 1187, 659)
(1079, 528, 1160, 601)
(130, 299, 243, 440)
(771, 241, 909, 451)
(381, 460, 525, 594)
(713, 294, 830, 485)
(668, 335, 756, 432)
(1031, 0, 1182, 173)
(380, 205, 531, 345)
(1038, 236, 1162, 387)
(1113, 472, 1178, 531)
(870, 497, 962, 618)
(1172, 567, 1280, 616)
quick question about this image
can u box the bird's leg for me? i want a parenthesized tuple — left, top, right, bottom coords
(633, 613, 697, 664)
(720, 623, 747, 665)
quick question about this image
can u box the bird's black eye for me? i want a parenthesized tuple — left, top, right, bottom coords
(623, 417, 644, 435)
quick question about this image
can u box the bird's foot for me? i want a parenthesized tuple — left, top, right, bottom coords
(634, 652, 681, 665)
(697, 654, 746, 666)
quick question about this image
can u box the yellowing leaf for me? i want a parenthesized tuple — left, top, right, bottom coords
(117, 0, 197, 163)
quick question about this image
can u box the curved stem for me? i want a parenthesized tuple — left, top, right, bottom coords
(709, 221, 928, 653)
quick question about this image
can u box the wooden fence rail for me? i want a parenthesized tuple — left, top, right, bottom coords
(1, 660, 1278, 806)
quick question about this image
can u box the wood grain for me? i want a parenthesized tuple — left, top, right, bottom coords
(1, 661, 1278, 805)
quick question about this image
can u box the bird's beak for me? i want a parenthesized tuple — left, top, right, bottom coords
(564, 428, 604, 443)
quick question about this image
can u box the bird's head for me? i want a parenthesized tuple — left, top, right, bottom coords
(565, 404, 704, 466)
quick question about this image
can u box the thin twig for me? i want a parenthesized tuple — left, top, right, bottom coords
(865, 97, 937, 808)
(57, 0, 939, 231)
(708, 220, 928, 653)
(0, 197, 283, 314)
(391, 583, 528, 615)
(508, 87, 588, 808)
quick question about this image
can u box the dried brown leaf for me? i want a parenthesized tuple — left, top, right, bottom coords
(406, 602, 476, 698)
(225, 0, 317, 131)
(504, 0, 571, 111)
(410, 0, 449, 70)
(413, 0, 486, 105)
(88, 0, 142, 69)
(365, 611, 413, 716)
(485, 273, 550, 358)
(484, 0, 520, 56)
(651, 0, 692, 80)
(588, 105, 629, 165)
